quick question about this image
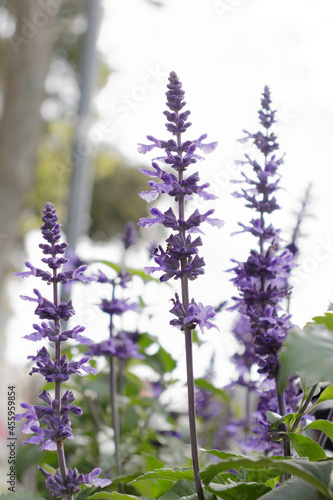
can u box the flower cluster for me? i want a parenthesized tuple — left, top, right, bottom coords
(14, 203, 110, 497)
(228, 88, 304, 454)
(87, 223, 142, 361)
(138, 71, 222, 332)
(230, 86, 295, 379)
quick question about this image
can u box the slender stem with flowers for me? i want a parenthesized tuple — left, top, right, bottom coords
(14, 203, 111, 498)
(138, 71, 223, 499)
(86, 222, 141, 482)
(229, 87, 301, 458)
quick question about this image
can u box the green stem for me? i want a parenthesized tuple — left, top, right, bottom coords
(291, 384, 318, 432)
(275, 380, 291, 457)
(318, 406, 333, 448)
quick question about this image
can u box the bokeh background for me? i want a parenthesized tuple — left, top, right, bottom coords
(1, 0, 333, 476)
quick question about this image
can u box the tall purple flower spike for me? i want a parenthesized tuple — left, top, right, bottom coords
(138, 71, 223, 332)
(228, 87, 301, 455)
(137, 71, 222, 500)
(229, 87, 295, 379)
(14, 203, 110, 497)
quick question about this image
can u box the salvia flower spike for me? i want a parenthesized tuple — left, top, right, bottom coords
(14, 202, 111, 498)
(138, 71, 222, 500)
(229, 87, 300, 456)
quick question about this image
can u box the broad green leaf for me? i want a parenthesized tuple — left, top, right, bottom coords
(237, 467, 281, 484)
(258, 477, 327, 500)
(318, 386, 333, 404)
(160, 480, 214, 500)
(129, 468, 195, 484)
(312, 312, 333, 331)
(278, 324, 333, 391)
(76, 487, 99, 500)
(201, 449, 239, 461)
(304, 420, 333, 443)
(89, 494, 149, 500)
(266, 411, 283, 428)
(208, 481, 271, 499)
(200, 456, 333, 497)
(144, 346, 177, 375)
(286, 432, 326, 460)
(194, 379, 230, 402)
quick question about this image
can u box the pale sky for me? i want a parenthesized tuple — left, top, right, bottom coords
(6, 0, 333, 385)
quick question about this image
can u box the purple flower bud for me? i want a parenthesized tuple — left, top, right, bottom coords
(121, 221, 138, 250)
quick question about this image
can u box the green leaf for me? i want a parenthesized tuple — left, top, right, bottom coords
(312, 312, 333, 331)
(278, 325, 333, 392)
(318, 386, 333, 404)
(94, 259, 159, 283)
(266, 411, 283, 428)
(286, 432, 326, 460)
(201, 449, 239, 461)
(304, 420, 333, 443)
(258, 477, 327, 500)
(160, 480, 214, 500)
(129, 468, 195, 484)
(194, 379, 230, 402)
(237, 467, 281, 484)
(200, 456, 333, 497)
(144, 347, 177, 375)
(208, 481, 271, 499)
(88, 493, 149, 500)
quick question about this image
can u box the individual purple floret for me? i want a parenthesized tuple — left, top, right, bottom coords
(14, 202, 109, 497)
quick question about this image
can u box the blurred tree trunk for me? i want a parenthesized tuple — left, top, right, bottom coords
(0, 0, 57, 353)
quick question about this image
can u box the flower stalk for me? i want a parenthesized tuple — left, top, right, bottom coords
(14, 203, 111, 498)
(138, 71, 222, 500)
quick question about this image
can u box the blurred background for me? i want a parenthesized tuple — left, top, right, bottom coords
(1, 0, 333, 472)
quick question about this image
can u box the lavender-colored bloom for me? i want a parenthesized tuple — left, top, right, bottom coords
(230, 87, 295, 379)
(121, 221, 138, 249)
(87, 330, 144, 360)
(38, 466, 111, 497)
(138, 71, 221, 334)
(14, 203, 109, 495)
(24, 322, 92, 344)
(169, 294, 219, 333)
(100, 297, 140, 316)
(24, 413, 74, 451)
(27, 347, 96, 382)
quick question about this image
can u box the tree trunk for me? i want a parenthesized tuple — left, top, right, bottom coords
(0, 0, 57, 355)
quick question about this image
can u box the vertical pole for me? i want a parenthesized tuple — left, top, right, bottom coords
(66, 0, 101, 250)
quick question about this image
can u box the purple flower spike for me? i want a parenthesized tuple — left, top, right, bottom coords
(138, 72, 221, 331)
(13, 203, 107, 495)
(137, 73, 221, 500)
(230, 87, 295, 379)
